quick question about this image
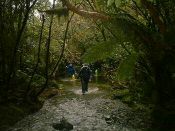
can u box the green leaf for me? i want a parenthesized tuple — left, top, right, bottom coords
(117, 53, 138, 82)
(107, 0, 115, 7)
(114, 0, 122, 7)
(133, 0, 141, 5)
(147, 0, 154, 2)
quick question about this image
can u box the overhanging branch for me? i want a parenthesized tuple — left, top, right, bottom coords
(61, 0, 110, 21)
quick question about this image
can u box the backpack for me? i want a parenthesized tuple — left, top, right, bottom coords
(80, 66, 91, 80)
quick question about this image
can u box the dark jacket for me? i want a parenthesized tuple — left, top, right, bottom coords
(78, 66, 91, 81)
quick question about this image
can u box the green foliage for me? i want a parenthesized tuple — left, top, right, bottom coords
(112, 88, 133, 104)
(112, 89, 130, 98)
(117, 53, 138, 82)
(107, 0, 115, 7)
(48, 80, 60, 89)
(82, 40, 118, 63)
(107, 0, 153, 8)
(31, 74, 46, 87)
(147, 0, 154, 2)
(132, 0, 141, 5)
(95, 0, 108, 11)
(114, 0, 122, 7)
(121, 95, 132, 104)
(82, 38, 131, 64)
(16, 70, 30, 83)
(107, 0, 129, 7)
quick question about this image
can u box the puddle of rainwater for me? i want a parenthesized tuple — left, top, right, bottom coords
(72, 87, 99, 95)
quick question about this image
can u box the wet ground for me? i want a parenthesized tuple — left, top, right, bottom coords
(8, 78, 150, 131)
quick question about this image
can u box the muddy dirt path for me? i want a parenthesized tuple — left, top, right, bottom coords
(8, 78, 148, 131)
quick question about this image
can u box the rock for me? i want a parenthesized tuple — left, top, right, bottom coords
(52, 117, 73, 130)
(104, 115, 113, 125)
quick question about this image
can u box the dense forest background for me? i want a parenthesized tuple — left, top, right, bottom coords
(1, 0, 175, 130)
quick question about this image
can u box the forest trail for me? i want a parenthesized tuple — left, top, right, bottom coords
(8, 78, 148, 131)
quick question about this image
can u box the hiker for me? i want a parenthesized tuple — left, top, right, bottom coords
(78, 63, 91, 95)
(66, 64, 75, 78)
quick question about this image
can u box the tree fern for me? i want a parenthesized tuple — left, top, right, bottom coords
(117, 53, 138, 82)
(82, 39, 131, 63)
(103, 11, 153, 52)
(82, 40, 117, 63)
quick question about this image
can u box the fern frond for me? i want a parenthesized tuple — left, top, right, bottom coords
(117, 53, 138, 82)
(103, 12, 152, 50)
(82, 39, 128, 63)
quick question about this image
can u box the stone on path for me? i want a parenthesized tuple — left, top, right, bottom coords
(52, 117, 73, 130)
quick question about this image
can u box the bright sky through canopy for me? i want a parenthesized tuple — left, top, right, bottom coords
(49, 0, 54, 4)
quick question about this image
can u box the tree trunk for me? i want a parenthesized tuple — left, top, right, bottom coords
(34, 0, 56, 100)
(26, 15, 45, 98)
(152, 55, 175, 130)
(50, 13, 74, 78)
(7, 0, 37, 89)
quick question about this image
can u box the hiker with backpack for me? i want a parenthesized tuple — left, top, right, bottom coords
(78, 63, 91, 95)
